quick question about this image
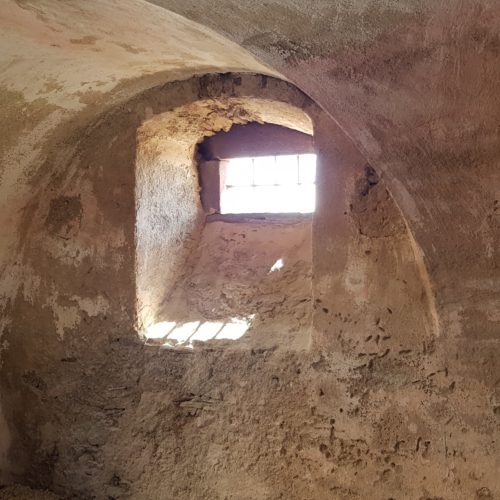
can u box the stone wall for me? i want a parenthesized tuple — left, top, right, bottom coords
(1, 0, 499, 496)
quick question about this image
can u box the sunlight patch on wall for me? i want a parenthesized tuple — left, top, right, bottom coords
(144, 317, 252, 348)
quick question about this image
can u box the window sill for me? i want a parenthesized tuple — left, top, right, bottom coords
(205, 213, 313, 223)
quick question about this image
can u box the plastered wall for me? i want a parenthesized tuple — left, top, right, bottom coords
(1, 0, 499, 497)
(0, 72, 473, 500)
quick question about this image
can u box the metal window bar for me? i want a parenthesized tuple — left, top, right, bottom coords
(225, 155, 314, 189)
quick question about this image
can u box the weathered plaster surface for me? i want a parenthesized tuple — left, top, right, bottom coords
(0, 0, 278, 315)
(0, 4, 279, 481)
(0, 0, 499, 497)
(0, 72, 463, 499)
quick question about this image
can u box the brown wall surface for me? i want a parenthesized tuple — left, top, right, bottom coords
(0, 72, 465, 500)
(1, 0, 500, 497)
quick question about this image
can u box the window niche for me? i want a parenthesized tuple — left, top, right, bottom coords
(197, 122, 316, 216)
(149, 121, 316, 351)
(136, 79, 317, 350)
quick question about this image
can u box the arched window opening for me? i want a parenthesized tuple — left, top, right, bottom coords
(134, 82, 316, 350)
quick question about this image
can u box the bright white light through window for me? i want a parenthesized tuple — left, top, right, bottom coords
(220, 154, 316, 214)
(144, 318, 252, 348)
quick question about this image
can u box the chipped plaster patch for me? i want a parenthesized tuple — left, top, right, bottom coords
(47, 292, 110, 338)
(52, 303, 81, 338)
(72, 295, 110, 317)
